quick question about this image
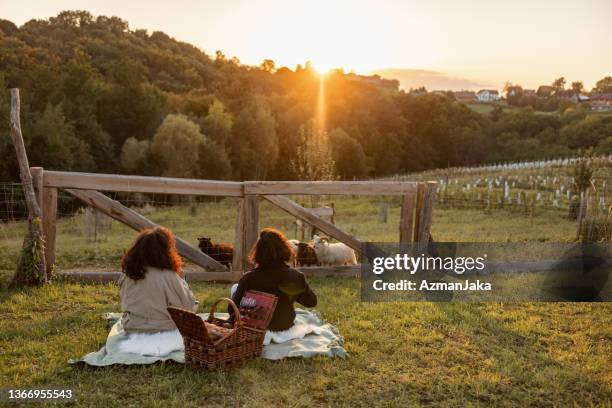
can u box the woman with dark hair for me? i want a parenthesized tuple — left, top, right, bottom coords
(231, 228, 317, 331)
(119, 227, 198, 333)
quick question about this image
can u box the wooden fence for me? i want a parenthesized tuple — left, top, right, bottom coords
(30, 167, 437, 282)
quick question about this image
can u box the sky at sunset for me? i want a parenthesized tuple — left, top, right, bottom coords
(3, 0, 611, 91)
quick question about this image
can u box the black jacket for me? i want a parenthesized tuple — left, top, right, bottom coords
(230, 263, 317, 331)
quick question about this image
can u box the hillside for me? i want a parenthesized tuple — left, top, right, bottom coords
(0, 11, 611, 182)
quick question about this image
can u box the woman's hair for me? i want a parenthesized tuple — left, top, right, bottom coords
(249, 228, 294, 267)
(121, 227, 183, 280)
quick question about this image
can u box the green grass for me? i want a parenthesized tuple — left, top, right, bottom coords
(0, 197, 610, 406)
(466, 103, 498, 114)
(1, 280, 610, 407)
(465, 102, 520, 115)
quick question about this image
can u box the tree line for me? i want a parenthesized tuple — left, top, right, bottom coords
(0, 11, 610, 183)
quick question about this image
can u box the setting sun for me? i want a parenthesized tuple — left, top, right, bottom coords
(310, 61, 335, 75)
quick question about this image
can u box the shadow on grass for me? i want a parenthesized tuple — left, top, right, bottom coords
(435, 302, 611, 405)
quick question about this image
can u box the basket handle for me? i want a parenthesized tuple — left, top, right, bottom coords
(207, 297, 242, 328)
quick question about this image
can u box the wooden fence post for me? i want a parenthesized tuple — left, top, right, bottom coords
(413, 183, 425, 242)
(31, 167, 56, 275)
(42, 187, 58, 274)
(399, 194, 415, 245)
(415, 182, 437, 250)
(233, 195, 260, 271)
(9, 89, 46, 284)
(31, 167, 43, 212)
(576, 190, 589, 239)
(243, 194, 260, 269)
(232, 199, 246, 271)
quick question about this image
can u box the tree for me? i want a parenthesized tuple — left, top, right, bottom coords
(0, 19, 18, 35)
(150, 114, 204, 178)
(408, 86, 427, 95)
(595, 137, 612, 155)
(494, 131, 542, 161)
(572, 153, 594, 194)
(99, 82, 167, 150)
(504, 82, 524, 106)
(50, 10, 94, 27)
(329, 128, 369, 179)
(592, 76, 612, 93)
(260, 59, 276, 73)
(120, 137, 151, 174)
(560, 115, 612, 149)
(60, 54, 114, 171)
(231, 98, 278, 179)
(571, 81, 584, 93)
(215, 50, 226, 63)
(198, 138, 232, 179)
(0, 74, 17, 181)
(488, 106, 504, 121)
(552, 77, 566, 92)
(450, 125, 489, 166)
(199, 99, 233, 147)
(29, 103, 93, 171)
(291, 120, 336, 181)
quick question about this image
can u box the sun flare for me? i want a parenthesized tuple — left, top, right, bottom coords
(311, 60, 336, 75)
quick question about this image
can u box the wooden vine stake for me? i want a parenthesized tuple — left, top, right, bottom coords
(9, 88, 47, 286)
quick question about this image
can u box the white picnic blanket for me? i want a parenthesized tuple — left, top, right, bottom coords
(70, 309, 347, 366)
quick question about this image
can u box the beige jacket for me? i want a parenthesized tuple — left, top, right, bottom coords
(119, 267, 198, 333)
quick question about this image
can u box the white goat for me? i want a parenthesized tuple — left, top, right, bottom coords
(312, 235, 357, 266)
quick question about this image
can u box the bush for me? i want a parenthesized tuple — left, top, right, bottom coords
(579, 213, 611, 243)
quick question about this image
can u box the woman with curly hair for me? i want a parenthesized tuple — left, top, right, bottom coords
(119, 227, 198, 333)
(230, 228, 317, 331)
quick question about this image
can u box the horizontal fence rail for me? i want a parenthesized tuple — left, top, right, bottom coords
(243, 181, 420, 195)
(43, 171, 423, 197)
(43, 171, 244, 196)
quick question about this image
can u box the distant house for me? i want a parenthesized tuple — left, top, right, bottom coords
(589, 93, 612, 112)
(476, 89, 500, 102)
(453, 91, 477, 101)
(556, 90, 591, 103)
(537, 86, 555, 97)
(556, 90, 579, 102)
(523, 89, 536, 97)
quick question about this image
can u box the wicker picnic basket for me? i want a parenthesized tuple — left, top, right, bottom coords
(168, 292, 277, 370)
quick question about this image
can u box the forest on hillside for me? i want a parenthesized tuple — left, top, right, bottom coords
(0, 11, 611, 182)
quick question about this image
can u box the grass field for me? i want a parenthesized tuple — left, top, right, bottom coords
(465, 102, 520, 115)
(1, 197, 610, 407)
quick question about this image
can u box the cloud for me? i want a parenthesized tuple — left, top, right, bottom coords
(370, 68, 494, 92)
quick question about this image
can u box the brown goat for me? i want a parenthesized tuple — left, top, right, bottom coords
(296, 242, 318, 266)
(197, 237, 234, 268)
